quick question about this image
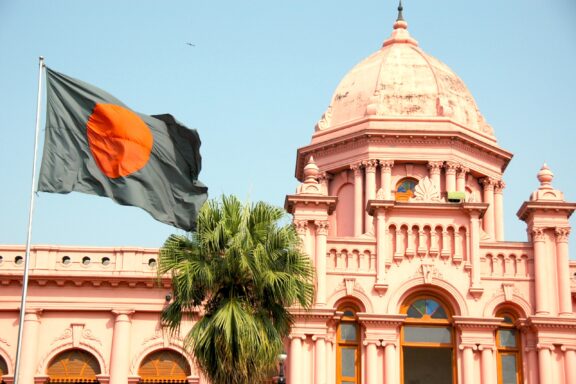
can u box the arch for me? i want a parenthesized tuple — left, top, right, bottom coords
(483, 294, 532, 318)
(131, 333, 195, 377)
(0, 343, 13, 377)
(38, 341, 107, 376)
(327, 289, 373, 313)
(138, 349, 191, 383)
(46, 348, 101, 382)
(386, 278, 468, 316)
(333, 296, 366, 313)
(395, 178, 418, 202)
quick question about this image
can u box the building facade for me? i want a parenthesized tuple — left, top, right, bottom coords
(1, 11, 576, 384)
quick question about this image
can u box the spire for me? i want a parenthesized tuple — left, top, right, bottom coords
(396, 0, 404, 22)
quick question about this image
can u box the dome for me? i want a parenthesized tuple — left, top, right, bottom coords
(315, 18, 494, 140)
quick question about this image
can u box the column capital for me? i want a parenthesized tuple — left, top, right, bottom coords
(459, 344, 478, 351)
(477, 345, 496, 351)
(427, 161, 444, 175)
(112, 309, 135, 322)
(350, 162, 363, 174)
(479, 177, 498, 190)
(445, 161, 460, 174)
(311, 334, 327, 341)
(23, 308, 43, 322)
(494, 180, 506, 193)
(314, 220, 329, 235)
(288, 334, 307, 341)
(531, 227, 547, 242)
(380, 160, 395, 171)
(560, 345, 576, 352)
(537, 343, 554, 351)
(457, 165, 470, 174)
(554, 227, 570, 243)
(362, 159, 378, 172)
(362, 339, 381, 347)
(294, 220, 308, 235)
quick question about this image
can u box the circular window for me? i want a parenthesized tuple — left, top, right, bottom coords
(0, 255, 3, 264)
(148, 258, 157, 267)
(82, 257, 91, 265)
(62, 256, 71, 265)
(102, 257, 110, 266)
(15, 256, 24, 265)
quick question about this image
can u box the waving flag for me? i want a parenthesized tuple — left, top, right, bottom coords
(38, 68, 208, 231)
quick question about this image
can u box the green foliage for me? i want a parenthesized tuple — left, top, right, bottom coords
(159, 195, 314, 384)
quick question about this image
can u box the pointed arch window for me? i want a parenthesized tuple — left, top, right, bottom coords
(336, 306, 361, 384)
(401, 295, 455, 384)
(138, 349, 191, 383)
(46, 348, 100, 383)
(496, 310, 522, 384)
(395, 178, 418, 202)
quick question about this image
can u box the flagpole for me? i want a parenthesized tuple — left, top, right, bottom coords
(13, 56, 45, 384)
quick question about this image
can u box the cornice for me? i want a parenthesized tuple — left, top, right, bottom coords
(284, 194, 338, 215)
(452, 316, 502, 329)
(526, 316, 576, 330)
(517, 201, 576, 221)
(356, 313, 406, 327)
(0, 274, 170, 289)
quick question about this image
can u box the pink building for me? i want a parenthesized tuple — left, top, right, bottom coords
(1, 11, 576, 384)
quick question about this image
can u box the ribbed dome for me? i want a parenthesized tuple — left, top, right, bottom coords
(315, 19, 494, 139)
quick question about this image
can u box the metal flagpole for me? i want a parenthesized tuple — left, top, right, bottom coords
(13, 56, 45, 384)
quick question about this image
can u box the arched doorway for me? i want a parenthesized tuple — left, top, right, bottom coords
(400, 294, 455, 384)
(46, 348, 100, 383)
(138, 349, 191, 383)
(0, 355, 7, 383)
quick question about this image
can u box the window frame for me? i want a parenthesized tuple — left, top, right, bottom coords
(495, 310, 523, 384)
(336, 305, 362, 384)
(395, 178, 418, 202)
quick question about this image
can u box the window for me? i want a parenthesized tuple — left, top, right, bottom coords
(138, 349, 191, 383)
(496, 310, 522, 384)
(395, 178, 418, 202)
(0, 355, 7, 381)
(46, 348, 100, 383)
(336, 306, 361, 384)
(401, 295, 455, 384)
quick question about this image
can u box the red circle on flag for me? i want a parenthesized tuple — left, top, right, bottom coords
(86, 103, 153, 178)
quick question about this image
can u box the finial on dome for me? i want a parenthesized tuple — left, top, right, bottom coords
(537, 162, 554, 188)
(396, 0, 404, 22)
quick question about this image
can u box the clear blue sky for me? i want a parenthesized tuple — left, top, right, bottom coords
(1, 1, 575, 254)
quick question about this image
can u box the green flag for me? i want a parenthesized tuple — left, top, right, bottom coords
(38, 68, 208, 231)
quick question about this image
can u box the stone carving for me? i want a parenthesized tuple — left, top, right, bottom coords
(376, 188, 386, 200)
(51, 324, 102, 347)
(410, 176, 444, 202)
(554, 227, 570, 243)
(315, 106, 332, 131)
(413, 263, 443, 283)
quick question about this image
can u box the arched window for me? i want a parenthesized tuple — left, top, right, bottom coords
(401, 295, 455, 384)
(46, 348, 100, 383)
(395, 178, 418, 202)
(138, 349, 191, 383)
(0, 355, 7, 383)
(496, 310, 522, 384)
(336, 305, 361, 384)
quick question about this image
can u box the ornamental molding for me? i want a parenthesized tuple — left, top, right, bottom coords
(409, 176, 444, 203)
(130, 333, 194, 377)
(50, 323, 102, 347)
(411, 263, 444, 284)
(39, 334, 107, 375)
(554, 227, 570, 243)
(527, 317, 576, 330)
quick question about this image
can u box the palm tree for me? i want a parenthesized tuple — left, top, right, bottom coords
(158, 195, 314, 384)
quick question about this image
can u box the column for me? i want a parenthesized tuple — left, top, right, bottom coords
(313, 336, 326, 384)
(375, 209, 387, 284)
(363, 160, 377, 231)
(289, 336, 304, 384)
(315, 221, 329, 306)
(109, 310, 134, 384)
(555, 228, 572, 315)
(428, 161, 443, 193)
(380, 160, 394, 199)
(564, 347, 576, 384)
(532, 228, 550, 315)
(469, 211, 482, 289)
(18, 309, 42, 384)
(456, 166, 469, 192)
(445, 161, 458, 193)
(537, 345, 552, 384)
(526, 346, 538, 384)
(494, 181, 505, 241)
(480, 347, 495, 384)
(384, 343, 396, 384)
(480, 177, 496, 239)
(461, 345, 475, 384)
(294, 220, 311, 259)
(351, 163, 363, 236)
(365, 341, 378, 384)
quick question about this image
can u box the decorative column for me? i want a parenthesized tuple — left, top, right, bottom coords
(384, 343, 396, 384)
(456, 166, 469, 192)
(363, 160, 378, 231)
(289, 335, 304, 384)
(465, 206, 485, 296)
(555, 227, 572, 315)
(563, 346, 576, 384)
(445, 161, 458, 193)
(364, 341, 379, 384)
(537, 344, 553, 384)
(109, 310, 134, 384)
(380, 160, 394, 199)
(479, 346, 496, 384)
(313, 336, 326, 384)
(314, 221, 329, 306)
(428, 161, 443, 193)
(294, 220, 311, 259)
(480, 177, 496, 239)
(18, 309, 42, 384)
(494, 181, 505, 241)
(532, 227, 550, 315)
(351, 163, 363, 236)
(460, 345, 476, 384)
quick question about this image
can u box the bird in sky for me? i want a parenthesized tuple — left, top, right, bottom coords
(185, 42, 196, 47)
